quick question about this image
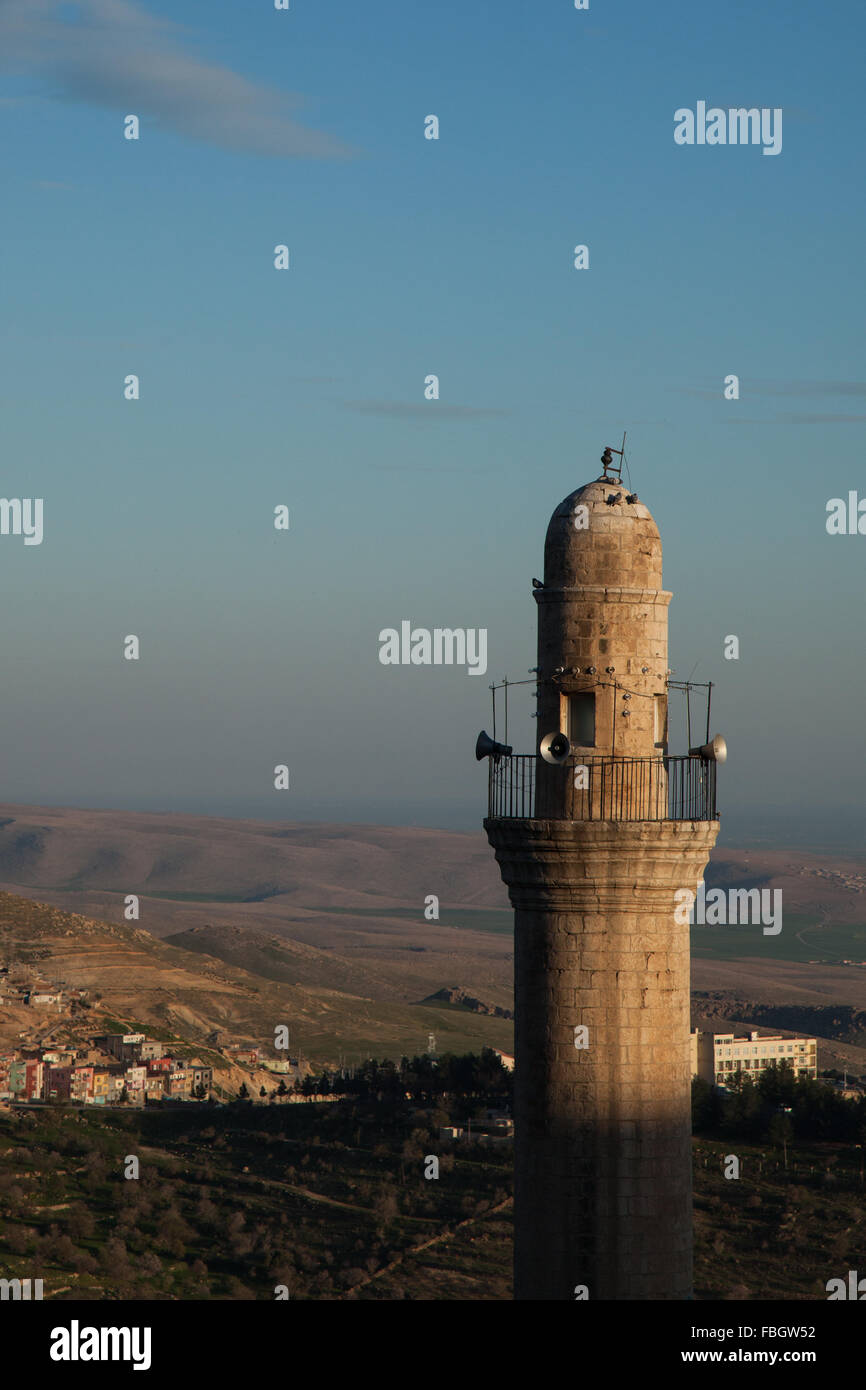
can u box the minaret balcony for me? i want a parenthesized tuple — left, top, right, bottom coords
(487, 753, 718, 822)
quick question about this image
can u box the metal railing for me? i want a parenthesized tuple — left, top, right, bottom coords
(487, 754, 717, 822)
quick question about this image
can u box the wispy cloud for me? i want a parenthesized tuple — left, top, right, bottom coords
(0, 0, 351, 158)
(289, 375, 343, 385)
(749, 380, 866, 398)
(344, 401, 511, 420)
(711, 413, 866, 425)
(369, 463, 497, 472)
(780, 413, 866, 424)
(679, 380, 866, 400)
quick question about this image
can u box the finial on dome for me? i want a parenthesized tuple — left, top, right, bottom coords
(600, 432, 626, 482)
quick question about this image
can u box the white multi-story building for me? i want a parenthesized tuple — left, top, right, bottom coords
(691, 1029, 817, 1087)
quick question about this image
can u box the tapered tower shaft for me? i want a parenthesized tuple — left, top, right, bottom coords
(484, 469, 720, 1300)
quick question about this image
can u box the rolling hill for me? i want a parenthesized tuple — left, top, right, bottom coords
(0, 891, 513, 1067)
(2, 801, 866, 1073)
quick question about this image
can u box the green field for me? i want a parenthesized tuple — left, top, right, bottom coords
(128, 890, 256, 903)
(304, 906, 514, 936)
(312, 905, 866, 962)
(287, 1002, 513, 1062)
(691, 912, 866, 963)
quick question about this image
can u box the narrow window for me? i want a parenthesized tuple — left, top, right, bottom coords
(653, 694, 668, 750)
(569, 692, 595, 747)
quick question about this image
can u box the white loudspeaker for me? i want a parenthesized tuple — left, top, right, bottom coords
(689, 734, 727, 763)
(540, 731, 572, 764)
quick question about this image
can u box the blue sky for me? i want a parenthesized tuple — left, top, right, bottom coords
(0, 0, 864, 846)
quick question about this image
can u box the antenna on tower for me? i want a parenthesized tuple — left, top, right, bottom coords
(600, 432, 627, 482)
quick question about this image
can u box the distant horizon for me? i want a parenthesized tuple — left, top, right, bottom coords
(1, 792, 863, 859)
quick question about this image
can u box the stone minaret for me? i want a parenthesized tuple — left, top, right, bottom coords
(484, 461, 720, 1301)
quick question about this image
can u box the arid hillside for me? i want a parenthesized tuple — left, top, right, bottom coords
(0, 804, 515, 1014)
(0, 892, 513, 1068)
(2, 802, 866, 1073)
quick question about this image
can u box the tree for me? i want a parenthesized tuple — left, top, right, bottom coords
(277, 1079, 288, 1100)
(227, 1210, 252, 1258)
(238, 1082, 249, 1100)
(259, 1085, 267, 1099)
(156, 1207, 194, 1259)
(101, 1236, 130, 1280)
(401, 1129, 427, 1162)
(65, 1204, 95, 1241)
(769, 1111, 794, 1168)
(691, 1076, 723, 1133)
(44, 1232, 78, 1268)
(373, 1187, 399, 1238)
(722, 1074, 763, 1140)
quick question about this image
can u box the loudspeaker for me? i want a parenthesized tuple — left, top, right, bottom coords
(475, 730, 513, 763)
(689, 734, 727, 763)
(540, 731, 571, 764)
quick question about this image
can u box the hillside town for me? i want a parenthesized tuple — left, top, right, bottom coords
(1, 1031, 214, 1106)
(0, 1027, 316, 1108)
(0, 967, 309, 1107)
(799, 864, 866, 895)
